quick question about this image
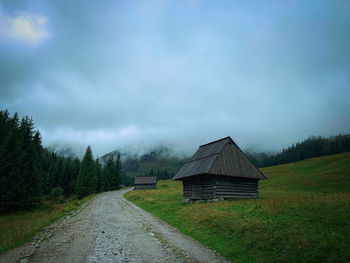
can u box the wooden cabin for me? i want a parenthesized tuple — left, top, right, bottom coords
(134, 176, 157, 190)
(173, 137, 266, 200)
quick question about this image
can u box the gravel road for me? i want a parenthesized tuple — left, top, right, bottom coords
(0, 188, 231, 263)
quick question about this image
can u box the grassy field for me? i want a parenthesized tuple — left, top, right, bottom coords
(0, 194, 96, 254)
(125, 152, 350, 263)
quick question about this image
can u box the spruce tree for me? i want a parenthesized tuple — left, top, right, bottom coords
(19, 117, 40, 209)
(76, 146, 96, 199)
(33, 130, 43, 196)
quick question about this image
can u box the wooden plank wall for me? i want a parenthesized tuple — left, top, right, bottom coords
(182, 175, 259, 200)
(183, 175, 214, 200)
(183, 181, 191, 199)
(215, 176, 258, 199)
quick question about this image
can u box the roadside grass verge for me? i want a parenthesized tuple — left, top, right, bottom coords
(0, 194, 96, 254)
(125, 152, 350, 263)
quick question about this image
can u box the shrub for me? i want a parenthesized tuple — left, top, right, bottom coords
(50, 187, 64, 203)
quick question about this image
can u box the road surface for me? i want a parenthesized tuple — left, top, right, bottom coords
(0, 188, 231, 263)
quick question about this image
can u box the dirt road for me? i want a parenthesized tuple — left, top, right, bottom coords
(0, 188, 231, 263)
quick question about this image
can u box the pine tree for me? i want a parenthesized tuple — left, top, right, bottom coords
(76, 146, 96, 199)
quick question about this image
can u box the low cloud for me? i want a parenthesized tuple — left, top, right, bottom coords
(0, 11, 50, 45)
(0, 1, 349, 157)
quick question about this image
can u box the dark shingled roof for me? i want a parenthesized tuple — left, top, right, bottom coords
(173, 136, 266, 181)
(134, 176, 157, 185)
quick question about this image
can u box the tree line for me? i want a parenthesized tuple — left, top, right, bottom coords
(143, 168, 174, 180)
(246, 134, 350, 168)
(0, 110, 123, 214)
(124, 168, 174, 186)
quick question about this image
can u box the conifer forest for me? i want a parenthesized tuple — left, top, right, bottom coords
(0, 110, 123, 214)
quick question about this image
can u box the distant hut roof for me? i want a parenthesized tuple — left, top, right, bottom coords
(173, 136, 266, 181)
(134, 176, 157, 185)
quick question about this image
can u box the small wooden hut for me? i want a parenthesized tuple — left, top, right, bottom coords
(134, 176, 157, 190)
(173, 136, 266, 200)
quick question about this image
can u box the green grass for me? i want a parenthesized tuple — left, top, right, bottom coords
(0, 194, 96, 254)
(125, 152, 350, 263)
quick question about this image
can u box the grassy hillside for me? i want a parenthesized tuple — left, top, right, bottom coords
(125, 152, 350, 263)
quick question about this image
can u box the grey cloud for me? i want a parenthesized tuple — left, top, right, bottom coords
(0, 0, 349, 156)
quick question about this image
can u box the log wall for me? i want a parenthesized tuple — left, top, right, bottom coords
(183, 175, 214, 200)
(182, 175, 259, 200)
(215, 176, 258, 199)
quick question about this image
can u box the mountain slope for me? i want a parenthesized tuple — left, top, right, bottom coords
(101, 147, 188, 179)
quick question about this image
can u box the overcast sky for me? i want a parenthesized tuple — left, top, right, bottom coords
(0, 0, 349, 157)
